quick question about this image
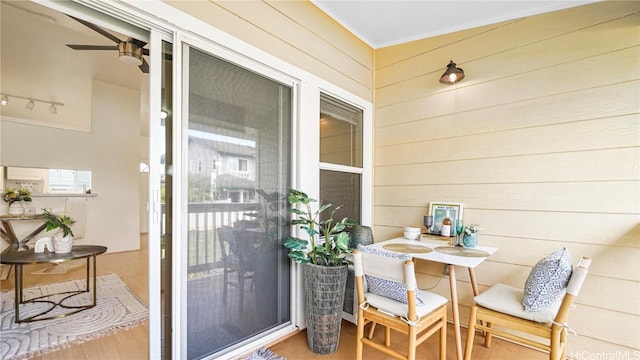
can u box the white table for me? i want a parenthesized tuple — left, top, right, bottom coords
(369, 236, 497, 360)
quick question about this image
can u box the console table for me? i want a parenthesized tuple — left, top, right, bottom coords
(0, 245, 107, 323)
(0, 215, 47, 252)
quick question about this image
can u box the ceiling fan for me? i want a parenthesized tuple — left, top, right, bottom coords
(65, 15, 149, 73)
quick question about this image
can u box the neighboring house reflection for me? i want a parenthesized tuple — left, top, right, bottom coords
(188, 136, 256, 204)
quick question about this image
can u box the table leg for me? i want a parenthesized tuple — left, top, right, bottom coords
(14, 264, 23, 322)
(468, 268, 480, 296)
(448, 264, 462, 360)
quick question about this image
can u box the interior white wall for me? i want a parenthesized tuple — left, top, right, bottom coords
(1, 80, 141, 253)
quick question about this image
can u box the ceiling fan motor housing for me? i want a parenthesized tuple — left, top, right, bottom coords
(118, 41, 143, 65)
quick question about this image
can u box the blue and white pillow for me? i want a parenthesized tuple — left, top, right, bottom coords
(523, 248, 573, 312)
(357, 244, 424, 305)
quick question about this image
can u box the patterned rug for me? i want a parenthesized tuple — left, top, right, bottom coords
(243, 347, 286, 360)
(0, 274, 147, 359)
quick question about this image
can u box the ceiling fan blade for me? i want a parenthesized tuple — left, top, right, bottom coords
(67, 15, 122, 44)
(139, 58, 150, 73)
(66, 44, 119, 51)
(129, 38, 147, 48)
(142, 48, 150, 56)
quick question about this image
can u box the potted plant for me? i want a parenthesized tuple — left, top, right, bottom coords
(283, 188, 356, 354)
(42, 209, 76, 253)
(2, 187, 32, 216)
(462, 223, 481, 248)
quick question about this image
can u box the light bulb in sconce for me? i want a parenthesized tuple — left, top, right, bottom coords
(0, 95, 8, 106)
(49, 104, 57, 114)
(26, 100, 35, 110)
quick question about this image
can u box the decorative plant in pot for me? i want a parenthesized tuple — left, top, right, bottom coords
(283, 188, 356, 354)
(42, 209, 76, 253)
(462, 223, 481, 248)
(2, 187, 32, 216)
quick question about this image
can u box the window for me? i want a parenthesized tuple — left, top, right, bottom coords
(48, 169, 92, 194)
(319, 93, 363, 222)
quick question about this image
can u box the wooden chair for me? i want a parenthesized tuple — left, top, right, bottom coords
(217, 226, 256, 311)
(464, 256, 591, 360)
(353, 249, 448, 360)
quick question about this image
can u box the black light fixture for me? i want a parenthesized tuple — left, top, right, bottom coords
(439, 60, 465, 85)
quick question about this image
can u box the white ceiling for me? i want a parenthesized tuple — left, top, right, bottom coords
(311, 0, 599, 48)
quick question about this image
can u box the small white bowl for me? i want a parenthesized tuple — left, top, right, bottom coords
(403, 227, 421, 240)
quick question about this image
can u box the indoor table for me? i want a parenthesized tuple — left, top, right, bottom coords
(0, 245, 107, 323)
(368, 236, 497, 360)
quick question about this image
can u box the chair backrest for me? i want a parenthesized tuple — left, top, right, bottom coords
(217, 226, 234, 261)
(353, 249, 417, 292)
(554, 256, 591, 324)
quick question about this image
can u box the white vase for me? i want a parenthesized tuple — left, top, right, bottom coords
(8, 201, 25, 216)
(53, 234, 74, 253)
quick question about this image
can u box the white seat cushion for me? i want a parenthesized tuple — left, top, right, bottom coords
(365, 289, 447, 319)
(475, 283, 562, 324)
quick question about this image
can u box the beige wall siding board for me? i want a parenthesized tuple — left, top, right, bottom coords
(570, 305, 640, 349)
(375, 22, 503, 69)
(375, 148, 640, 186)
(377, 48, 639, 126)
(216, 1, 372, 88)
(375, 117, 639, 166)
(375, 81, 640, 145)
(374, 182, 639, 213)
(166, 0, 372, 100)
(376, 205, 639, 247)
(272, 1, 372, 68)
(454, 209, 639, 246)
(377, 11, 639, 108)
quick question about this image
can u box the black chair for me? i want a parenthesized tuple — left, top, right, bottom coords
(217, 227, 256, 311)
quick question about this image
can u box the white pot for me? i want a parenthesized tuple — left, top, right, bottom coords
(53, 234, 74, 253)
(8, 201, 25, 216)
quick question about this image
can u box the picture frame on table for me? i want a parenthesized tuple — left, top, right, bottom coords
(428, 202, 464, 236)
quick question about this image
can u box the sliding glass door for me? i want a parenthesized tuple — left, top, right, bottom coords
(182, 45, 292, 359)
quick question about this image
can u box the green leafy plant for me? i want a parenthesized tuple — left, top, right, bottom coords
(2, 187, 32, 204)
(42, 209, 75, 237)
(283, 188, 356, 266)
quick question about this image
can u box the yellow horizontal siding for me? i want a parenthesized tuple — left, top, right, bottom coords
(373, 1, 640, 353)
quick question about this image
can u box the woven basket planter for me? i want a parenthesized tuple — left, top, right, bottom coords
(303, 263, 348, 354)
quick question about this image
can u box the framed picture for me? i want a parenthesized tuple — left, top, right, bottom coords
(428, 202, 464, 236)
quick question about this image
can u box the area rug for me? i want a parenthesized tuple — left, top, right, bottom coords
(242, 347, 286, 360)
(0, 273, 148, 360)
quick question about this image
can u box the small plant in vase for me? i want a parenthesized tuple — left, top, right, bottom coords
(2, 187, 32, 216)
(462, 223, 481, 248)
(42, 209, 76, 253)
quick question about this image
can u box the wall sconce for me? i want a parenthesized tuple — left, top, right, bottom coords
(439, 60, 465, 85)
(0, 93, 64, 114)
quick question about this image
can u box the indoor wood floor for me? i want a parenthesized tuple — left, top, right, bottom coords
(1, 235, 546, 360)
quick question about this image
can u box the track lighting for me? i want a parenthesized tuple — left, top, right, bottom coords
(0, 94, 64, 114)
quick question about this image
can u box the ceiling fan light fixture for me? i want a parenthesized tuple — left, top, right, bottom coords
(118, 42, 143, 66)
(439, 60, 465, 85)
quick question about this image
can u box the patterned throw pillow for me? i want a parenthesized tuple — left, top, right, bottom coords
(523, 248, 573, 312)
(357, 244, 424, 305)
